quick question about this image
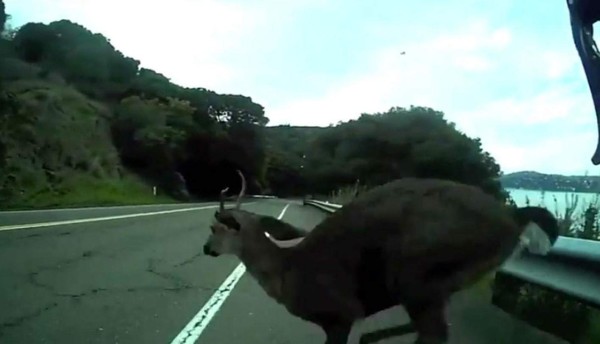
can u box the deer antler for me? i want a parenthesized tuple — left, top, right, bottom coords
(219, 187, 229, 211)
(235, 170, 246, 209)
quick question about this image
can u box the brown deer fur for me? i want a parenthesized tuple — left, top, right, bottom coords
(202, 171, 558, 344)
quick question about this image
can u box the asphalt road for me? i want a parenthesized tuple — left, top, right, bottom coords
(0, 200, 567, 344)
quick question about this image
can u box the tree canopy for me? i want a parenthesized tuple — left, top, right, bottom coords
(0, 1, 6, 35)
(268, 107, 505, 200)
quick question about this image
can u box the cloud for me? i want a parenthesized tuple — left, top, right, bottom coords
(268, 20, 516, 126)
(488, 130, 597, 175)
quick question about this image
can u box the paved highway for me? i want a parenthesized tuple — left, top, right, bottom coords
(0, 200, 567, 343)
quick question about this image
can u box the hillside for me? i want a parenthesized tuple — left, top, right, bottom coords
(0, 2, 509, 208)
(499, 171, 600, 193)
(0, 16, 269, 208)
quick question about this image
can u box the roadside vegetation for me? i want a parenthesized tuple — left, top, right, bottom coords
(504, 190, 600, 344)
(0, 4, 269, 209)
(501, 170, 600, 193)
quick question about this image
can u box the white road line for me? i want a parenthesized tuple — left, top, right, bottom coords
(0, 203, 196, 214)
(0, 196, 268, 214)
(170, 203, 291, 344)
(0, 205, 227, 232)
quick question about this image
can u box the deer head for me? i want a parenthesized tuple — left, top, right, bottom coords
(203, 170, 251, 256)
(203, 169, 307, 256)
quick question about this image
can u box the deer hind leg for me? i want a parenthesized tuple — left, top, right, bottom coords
(404, 298, 449, 344)
(321, 321, 352, 344)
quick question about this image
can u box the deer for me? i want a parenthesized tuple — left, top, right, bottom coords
(202, 170, 559, 344)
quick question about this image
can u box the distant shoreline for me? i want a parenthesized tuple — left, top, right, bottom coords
(500, 171, 600, 194)
(504, 187, 600, 195)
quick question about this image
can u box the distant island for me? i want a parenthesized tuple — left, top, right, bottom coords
(500, 171, 600, 193)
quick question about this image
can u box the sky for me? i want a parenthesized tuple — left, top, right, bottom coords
(5, 0, 600, 175)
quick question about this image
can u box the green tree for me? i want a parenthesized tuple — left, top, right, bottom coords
(13, 22, 56, 63)
(297, 106, 504, 199)
(112, 95, 195, 170)
(0, 0, 6, 35)
(13, 20, 139, 99)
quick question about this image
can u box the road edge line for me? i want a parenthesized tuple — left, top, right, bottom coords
(0, 203, 256, 232)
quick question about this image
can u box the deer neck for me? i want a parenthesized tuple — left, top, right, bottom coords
(238, 234, 291, 302)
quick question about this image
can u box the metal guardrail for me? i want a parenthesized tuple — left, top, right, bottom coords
(304, 199, 600, 309)
(248, 195, 277, 199)
(302, 198, 341, 211)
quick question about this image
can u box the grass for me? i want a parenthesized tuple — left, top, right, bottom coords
(1, 80, 184, 211)
(328, 181, 369, 205)
(2, 172, 179, 211)
(587, 311, 600, 344)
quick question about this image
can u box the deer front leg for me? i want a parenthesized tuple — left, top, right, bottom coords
(311, 314, 352, 344)
(405, 299, 449, 344)
(322, 322, 352, 344)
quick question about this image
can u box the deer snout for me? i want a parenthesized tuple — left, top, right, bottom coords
(203, 244, 219, 257)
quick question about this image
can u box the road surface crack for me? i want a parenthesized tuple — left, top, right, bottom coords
(25, 256, 215, 300)
(175, 252, 203, 267)
(147, 258, 191, 289)
(0, 302, 58, 337)
(30, 249, 96, 276)
(25, 249, 97, 294)
(28, 270, 214, 299)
